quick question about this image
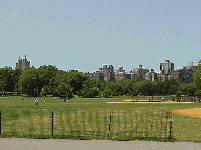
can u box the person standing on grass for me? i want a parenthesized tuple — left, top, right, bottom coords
(44, 99, 46, 104)
(35, 97, 39, 107)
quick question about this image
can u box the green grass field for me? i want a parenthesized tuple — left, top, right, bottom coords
(0, 95, 201, 142)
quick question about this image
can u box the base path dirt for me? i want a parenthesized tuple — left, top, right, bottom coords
(171, 108, 201, 118)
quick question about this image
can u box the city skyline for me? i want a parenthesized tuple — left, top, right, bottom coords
(0, 0, 201, 72)
(13, 55, 198, 74)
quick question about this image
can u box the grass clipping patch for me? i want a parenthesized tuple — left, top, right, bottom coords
(171, 108, 201, 118)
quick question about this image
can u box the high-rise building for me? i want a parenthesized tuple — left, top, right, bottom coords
(114, 66, 126, 81)
(15, 55, 31, 70)
(86, 64, 115, 82)
(159, 59, 174, 75)
(171, 69, 194, 84)
(182, 62, 197, 71)
(131, 65, 149, 80)
(145, 69, 158, 81)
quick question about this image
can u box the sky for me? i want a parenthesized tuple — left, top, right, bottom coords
(0, 0, 201, 73)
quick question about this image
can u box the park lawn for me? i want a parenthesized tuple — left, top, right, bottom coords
(0, 96, 201, 142)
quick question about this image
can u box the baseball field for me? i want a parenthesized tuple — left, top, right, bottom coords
(0, 95, 201, 142)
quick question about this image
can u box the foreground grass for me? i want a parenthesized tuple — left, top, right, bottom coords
(0, 96, 201, 142)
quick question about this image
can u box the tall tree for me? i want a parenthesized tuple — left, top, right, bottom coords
(38, 65, 58, 94)
(0, 67, 15, 94)
(19, 67, 39, 96)
(55, 82, 73, 98)
(13, 67, 23, 95)
(80, 79, 99, 98)
(96, 80, 107, 92)
(166, 78, 180, 95)
(48, 74, 70, 96)
(132, 81, 142, 96)
(193, 59, 201, 89)
(0, 79, 4, 95)
(140, 80, 153, 96)
(68, 71, 89, 95)
(107, 80, 124, 96)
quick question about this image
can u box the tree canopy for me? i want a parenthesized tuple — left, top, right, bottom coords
(1, 61, 201, 98)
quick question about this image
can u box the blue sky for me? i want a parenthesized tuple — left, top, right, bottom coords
(0, 0, 201, 73)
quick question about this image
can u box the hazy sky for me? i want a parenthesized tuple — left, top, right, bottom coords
(0, 0, 201, 73)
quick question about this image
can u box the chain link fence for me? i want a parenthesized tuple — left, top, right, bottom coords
(0, 109, 173, 141)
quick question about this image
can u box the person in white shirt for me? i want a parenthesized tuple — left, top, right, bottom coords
(44, 99, 46, 104)
(35, 97, 39, 107)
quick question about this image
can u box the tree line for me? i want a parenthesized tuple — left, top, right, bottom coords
(0, 61, 201, 98)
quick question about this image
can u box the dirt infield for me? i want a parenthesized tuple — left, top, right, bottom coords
(171, 108, 201, 118)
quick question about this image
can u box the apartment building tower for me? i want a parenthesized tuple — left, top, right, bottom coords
(160, 59, 174, 75)
(15, 55, 31, 70)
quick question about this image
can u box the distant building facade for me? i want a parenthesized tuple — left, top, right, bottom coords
(86, 64, 115, 82)
(145, 69, 159, 81)
(182, 62, 197, 71)
(15, 55, 31, 70)
(114, 66, 127, 81)
(131, 65, 149, 80)
(170, 69, 194, 84)
(156, 59, 175, 81)
(171, 62, 197, 84)
(84, 60, 197, 83)
(86, 71, 104, 81)
(159, 59, 174, 75)
(98, 64, 115, 82)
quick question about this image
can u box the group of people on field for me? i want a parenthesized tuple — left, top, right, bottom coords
(35, 97, 69, 107)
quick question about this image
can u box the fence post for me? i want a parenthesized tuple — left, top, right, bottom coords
(165, 112, 168, 142)
(169, 110, 172, 139)
(0, 111, 1, 135)
(108, 114, 111, 138)
(52, 110, 53, 136)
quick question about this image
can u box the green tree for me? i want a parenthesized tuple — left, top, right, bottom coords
(19, 67, 39, 96)
(102, 88, 112, 98)
(106, 81, 118, 96)
(140, 80, 153, 96)
(149, 81, 159, 100)
(40, 85, 53, 96)
(0, 79, 4, 95)
(80, 79, 99, 98)
(118, 78, 137, 96)
(0, 66, 15, 94)
(194, 88, 201, 97)
(55, 82, 73, 97)
(180, 83, 196, 96)
(155, 81, 164, 95)
(96, 80, 107, 92)
(132, 81, 142, 96)
(193, 59, 201, 88)
(175, 90, 182, 100)
(13, 67, 23, 95)
(68, 72, 89, 95)
(38, 65, 58, 94)
(49, 74, 70, 96)
(167, 78, 180, 95)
